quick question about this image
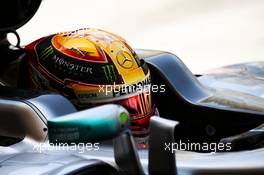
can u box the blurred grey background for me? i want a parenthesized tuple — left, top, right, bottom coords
(16, 0, 264, 73)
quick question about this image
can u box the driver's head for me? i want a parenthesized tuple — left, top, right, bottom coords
(25, 28, 157, 140)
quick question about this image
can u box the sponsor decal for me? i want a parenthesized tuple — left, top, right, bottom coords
(39, 46, 54, 60)
(102, 65, 117, 83)
(52, 55, 93, 74)
(116, 50, 134, 69)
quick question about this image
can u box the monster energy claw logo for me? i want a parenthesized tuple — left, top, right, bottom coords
(39, 46, 53, 60)
(102, 65, 117, 83)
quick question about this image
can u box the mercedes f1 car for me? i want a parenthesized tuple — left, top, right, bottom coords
(0, 0, 263, 174)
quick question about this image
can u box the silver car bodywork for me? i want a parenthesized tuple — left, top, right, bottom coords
(0, 50, 264, 174)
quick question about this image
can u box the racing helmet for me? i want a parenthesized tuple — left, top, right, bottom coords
(25, 28, 157, 138)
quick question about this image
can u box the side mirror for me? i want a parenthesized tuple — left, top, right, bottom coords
(48, 104, 145, 175)
(48, 104, 130, 143)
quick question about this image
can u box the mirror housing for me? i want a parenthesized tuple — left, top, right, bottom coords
(48, 104, 145, 175)
(48, 104, 130, 143)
